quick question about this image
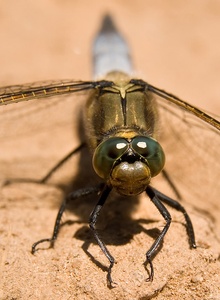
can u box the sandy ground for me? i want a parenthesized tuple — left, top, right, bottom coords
(0, 1, 220, 299)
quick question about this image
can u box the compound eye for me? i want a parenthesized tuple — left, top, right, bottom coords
(92, 138, 129, 179)
(106, 139, 128, 159)
(132, 136, 165, 177)
(131, 136, 149, 156)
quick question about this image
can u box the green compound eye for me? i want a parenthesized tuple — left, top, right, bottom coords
(131, 136, 165, 177)
(93, 138, 129, 179)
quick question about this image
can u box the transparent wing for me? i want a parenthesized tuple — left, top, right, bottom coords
(151, 86, 220, 215)
(0, 80, 97, 182)
(0, 80, 103, 105)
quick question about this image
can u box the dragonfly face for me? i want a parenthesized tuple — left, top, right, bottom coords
(93, 135, 165, 195)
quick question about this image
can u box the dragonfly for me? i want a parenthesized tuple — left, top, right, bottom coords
(0, 15, 219, 287)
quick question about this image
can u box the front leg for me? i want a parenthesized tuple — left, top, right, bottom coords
(89, 184, 116, 288)
(145, 186, 172, 281)
(32, 184, 103, 254)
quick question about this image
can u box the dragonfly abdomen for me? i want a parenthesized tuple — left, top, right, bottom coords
(92, 15, 133, 79)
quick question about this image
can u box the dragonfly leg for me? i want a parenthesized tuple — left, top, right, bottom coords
(162, 169, 182, 200)
(144, 186, 172, 281)
(31, 197, 66, 253)
(31, 184, 103, 254)
(150, 186, 196, 249)
(3, 143, 86, 186)
(89, 185, 117, 288)
(40, 143, 86, 183)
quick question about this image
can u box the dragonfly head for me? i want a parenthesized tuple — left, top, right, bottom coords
(92, 136, 165, 196)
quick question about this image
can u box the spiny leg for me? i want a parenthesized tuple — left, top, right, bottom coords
(162, 169, 182, 200)
(145, 186, 172, 281)
(32, 184, 103, 254)
(150, 186, 196, 248)
(3, 143, 85, 186)
(89, 185, 116, 288)
(40, 143, 86, 183)
(144, 186, 196, 281)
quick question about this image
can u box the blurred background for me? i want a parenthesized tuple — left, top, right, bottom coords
(0, 2, 220, 298)
(0, 0, 219, 111)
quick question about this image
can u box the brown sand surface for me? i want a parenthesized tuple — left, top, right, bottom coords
(0, 1, 220, 299)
